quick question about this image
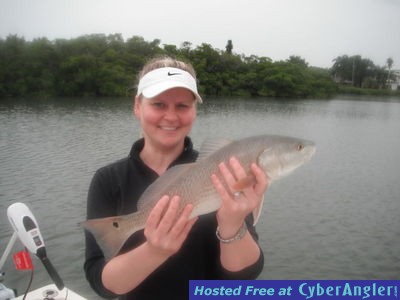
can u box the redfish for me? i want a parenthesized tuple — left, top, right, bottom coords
(82, 135, 316, 259)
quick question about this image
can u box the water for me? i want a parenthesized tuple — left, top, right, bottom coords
(1, 96, 399, 298)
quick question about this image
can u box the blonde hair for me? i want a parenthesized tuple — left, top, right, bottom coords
(137, 56, 197, 82)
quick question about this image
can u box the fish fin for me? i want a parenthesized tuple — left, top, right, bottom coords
(252, 197, 265, 226)
(81, 214, 142, 260)
(231, 172, 264, 225)
(232, 173, 256, 191)
(138, 164, 194, 209)
(197, 138, 233, 161)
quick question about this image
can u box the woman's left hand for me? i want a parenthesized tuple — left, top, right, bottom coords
(211, 156, 270, 239)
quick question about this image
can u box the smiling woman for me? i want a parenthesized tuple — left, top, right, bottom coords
(135, 88, 197, 173)
(83, 56, 268, 300)
(133, 58, 201, 173)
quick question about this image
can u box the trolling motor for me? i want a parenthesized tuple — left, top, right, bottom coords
(1, 202, 64, 292)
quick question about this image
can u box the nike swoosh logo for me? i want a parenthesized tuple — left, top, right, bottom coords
(168, 71, 181, 76)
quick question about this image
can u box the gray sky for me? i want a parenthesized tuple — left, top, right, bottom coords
(1, 0, 399, 68)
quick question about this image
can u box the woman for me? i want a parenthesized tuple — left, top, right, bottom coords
(84, 56, 269, 299)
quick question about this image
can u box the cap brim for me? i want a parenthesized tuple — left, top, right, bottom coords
(142, 81, 203, 103)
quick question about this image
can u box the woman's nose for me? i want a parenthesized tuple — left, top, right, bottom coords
(164, 107, 178, 121)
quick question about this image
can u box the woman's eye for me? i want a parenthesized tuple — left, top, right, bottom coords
(152, 102, 165, 108)
(177, 104, 189, 109)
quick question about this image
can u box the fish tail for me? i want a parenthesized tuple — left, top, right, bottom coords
(81, 215, 138, 260)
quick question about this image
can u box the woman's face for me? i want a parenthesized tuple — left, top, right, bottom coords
(134, 87, 197, 152)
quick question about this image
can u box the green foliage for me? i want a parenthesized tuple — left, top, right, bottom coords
(225, 40, 233, 55)
(338, 85, 400, 97)
(0, 34, 341, 99)
(331, 54, 394, 89)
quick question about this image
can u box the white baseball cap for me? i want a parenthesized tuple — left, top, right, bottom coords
(136, 67, 203, 103)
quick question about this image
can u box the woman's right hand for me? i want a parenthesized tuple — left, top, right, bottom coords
(102, 196, 197, 294)
(144, 195, 198, 258)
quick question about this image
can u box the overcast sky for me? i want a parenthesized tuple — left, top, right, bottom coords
(1, 0, 399, 69)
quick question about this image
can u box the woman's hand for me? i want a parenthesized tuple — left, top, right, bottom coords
(144, 195, 198, 258)
(102, 196, 197, 294)
(212, 156, 269, 239)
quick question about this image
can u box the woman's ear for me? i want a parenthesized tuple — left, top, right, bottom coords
(134, 96, 140, 118)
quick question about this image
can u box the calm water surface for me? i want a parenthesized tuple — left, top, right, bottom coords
(1, 96, 399, 298)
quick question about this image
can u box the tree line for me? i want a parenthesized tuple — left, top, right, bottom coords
(331, 55, 395, 89)
(0, 34, 394, 99)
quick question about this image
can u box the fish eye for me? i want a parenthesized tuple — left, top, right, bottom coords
(297, 144, 304, 151)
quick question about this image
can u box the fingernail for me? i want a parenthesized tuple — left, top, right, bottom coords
(231, 156, 240, 165)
